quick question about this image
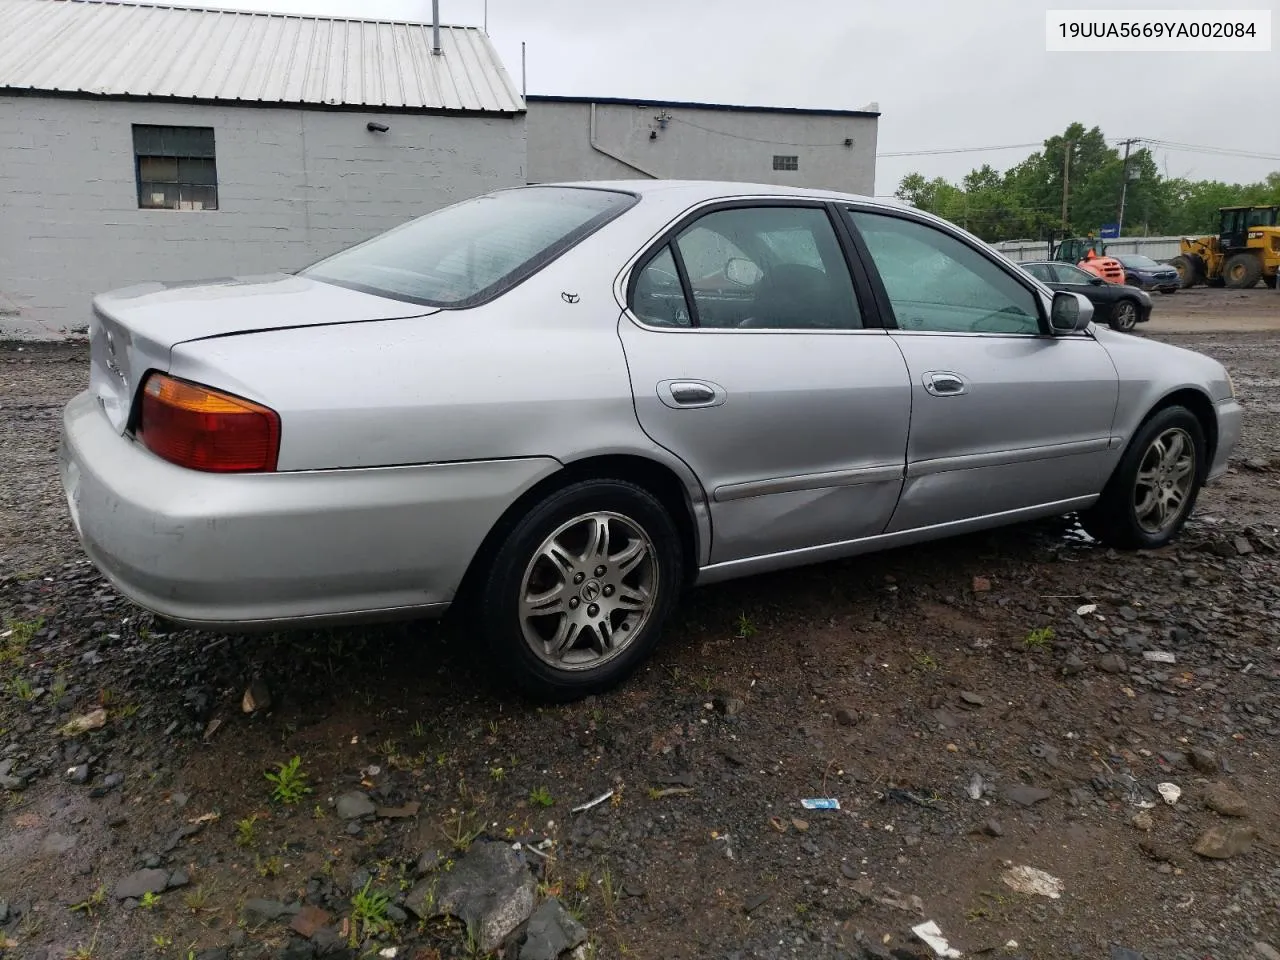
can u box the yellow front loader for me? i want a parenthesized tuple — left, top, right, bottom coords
(1170, 205, 1280, 290)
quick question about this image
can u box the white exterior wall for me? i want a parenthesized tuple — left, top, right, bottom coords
(526, 99, 877, 196)
(0, 95, 526, 333)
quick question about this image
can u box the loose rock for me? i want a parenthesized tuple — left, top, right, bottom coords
(518, 898, 587, 960)
(1192, 824, 1257, 860)
(1005, 785, 1053, 807)
(1097, 654, 1127, 674)
(114, 868, 169, 901)
(405, 841, 536, 953)
(334, 791, 376, 820)
(1204, 782, 1250, 818)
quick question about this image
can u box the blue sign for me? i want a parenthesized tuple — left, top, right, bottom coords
(1099, 223, 1120, 239)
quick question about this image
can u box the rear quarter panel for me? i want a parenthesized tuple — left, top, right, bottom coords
(165, 193, 714, 515)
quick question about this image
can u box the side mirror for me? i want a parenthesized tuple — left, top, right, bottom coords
(724, 257, 760, 286)
(1050, 291, 1094, 334)
(1090, 276, 1105, 285)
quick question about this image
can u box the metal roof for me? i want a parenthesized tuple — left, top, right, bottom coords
(0, 0, 524, 113)
(527, 95, 881, 119)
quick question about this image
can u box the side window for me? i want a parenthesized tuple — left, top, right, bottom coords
(670, 206, 862, 330)
(1022, 263, 1052, 283)
(847, 210, 1042, 335)
(631, 245, 691, 327)
(1055, 263, 1094, 284)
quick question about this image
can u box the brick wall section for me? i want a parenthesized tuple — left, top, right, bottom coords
(0, 96, 526, 332)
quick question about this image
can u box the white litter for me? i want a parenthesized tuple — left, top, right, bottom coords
(1001, 864, 1064, 899)
(379, 949, 398, 959)
(1157, 782, 1182, 805)
(911, 920, 963, 958)
(1075, 603, 1098, 616)
(571, 789, 615, 813)
(1142, 651, 1176, 664)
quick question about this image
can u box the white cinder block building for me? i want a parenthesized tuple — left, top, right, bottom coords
(0, 0, 526, 336)
(526, 95, 879, 196)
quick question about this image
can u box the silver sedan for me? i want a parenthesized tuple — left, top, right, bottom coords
(60, 181, 1243, 700)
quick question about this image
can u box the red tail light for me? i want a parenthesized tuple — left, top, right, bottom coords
(137, 373, 280, 472)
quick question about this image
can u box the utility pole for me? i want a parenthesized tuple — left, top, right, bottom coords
(1061, 140, 1073, 234)
(1117, 137, 1137, 235)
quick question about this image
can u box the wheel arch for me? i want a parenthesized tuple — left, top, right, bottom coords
(451, 453, 708, 612)
(1129, 387, 1219, 472)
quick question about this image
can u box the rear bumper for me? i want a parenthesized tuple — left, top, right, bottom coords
(59, 391, 560, 629)
(1208, 397, 1243, 483)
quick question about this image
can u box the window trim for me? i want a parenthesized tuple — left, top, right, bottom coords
(132, 124, 218, 212)
(621, 198, 886, 335)
(839, 204, 1056, 338)
(300, 184, 640, 310)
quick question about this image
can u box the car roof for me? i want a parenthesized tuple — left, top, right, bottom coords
(526, 178, 904, 209)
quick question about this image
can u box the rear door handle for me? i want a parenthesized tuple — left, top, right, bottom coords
(657, 379, 727, 409)
(923, 371, 967, 396)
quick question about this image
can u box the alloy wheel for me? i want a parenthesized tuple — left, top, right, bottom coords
(1133, 427, 1195, 534)
(1113, 301, 1137, 331)
(518, 511, 659, 670)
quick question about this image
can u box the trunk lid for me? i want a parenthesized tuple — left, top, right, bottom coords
(87, 273, 434, 433)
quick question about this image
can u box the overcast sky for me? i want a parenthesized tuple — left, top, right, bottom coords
(148, 0, 1280, 195)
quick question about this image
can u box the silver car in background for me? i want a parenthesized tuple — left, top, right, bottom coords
(60, 181, 1243, 700)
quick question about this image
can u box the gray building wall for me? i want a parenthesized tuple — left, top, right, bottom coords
(526, 98, 877, 195)
(0, 96, 526, 334)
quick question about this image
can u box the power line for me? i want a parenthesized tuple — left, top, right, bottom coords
(1138, 138, 1280, 162)
(877, 142, 1041, 158)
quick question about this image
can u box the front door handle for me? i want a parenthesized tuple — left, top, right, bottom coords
(657, 379, 727, 409)
(923, 371, 967, 396)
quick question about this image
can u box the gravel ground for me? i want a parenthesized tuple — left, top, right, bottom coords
(1, 310, 1279, 960)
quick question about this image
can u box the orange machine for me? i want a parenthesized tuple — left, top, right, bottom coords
(1052, 237, 1127, 284)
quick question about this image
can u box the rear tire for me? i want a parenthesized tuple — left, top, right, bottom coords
(1078, 406, 1206, 550)
(479, 479, 683, 702)
(1224, 254, 1262, 289)
(1109, 298, 1139, 332)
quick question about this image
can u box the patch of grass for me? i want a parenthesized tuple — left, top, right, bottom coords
(0, 617, 42, 662)
(410, 720, 428, 738)
(9, 676, 34, 701)
(182, 885, 211, 914)
(235, 815, 259, 848)
(139, 891, 160, 911)
(442, 808, 483, 852)
(692, 674, 715, 694)
(734, 612, 757, 639)
(70, 885, 107, 917)
(50, 673, 68, 700)
(349, 878, 393, 946)
(911, 651, 940, 672)
(529, 786, 554, 808)
(151, 933, 172, 949)
(255, 855, 282, 878)
(1024, 626, 1055, 649)
(489, 766, 505, 782)
(265, 756, 311, 805)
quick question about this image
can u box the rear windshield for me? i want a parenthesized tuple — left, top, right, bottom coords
(300, 186, 638, 308)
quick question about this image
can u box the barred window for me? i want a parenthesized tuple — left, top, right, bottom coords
(772, 155, 799, 171)
(133, 125, 218, 211)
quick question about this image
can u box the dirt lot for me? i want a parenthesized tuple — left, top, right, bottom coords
(1, 289, 1279, 960)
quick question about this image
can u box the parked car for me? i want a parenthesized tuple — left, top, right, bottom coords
(1112, 253, 1181, 293)
(60, 182, 1242, 701)
(1019, 260, 1152, 332)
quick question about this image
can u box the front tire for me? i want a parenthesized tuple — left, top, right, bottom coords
(479, 479, 683, 702)
(1110, 298, 1139, 332)
(1079, 406, 1205, 550)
